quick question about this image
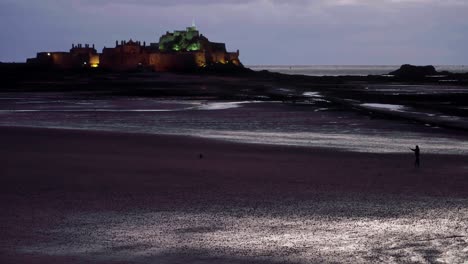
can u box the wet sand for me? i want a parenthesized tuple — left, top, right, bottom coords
(1, 126, 467, 263)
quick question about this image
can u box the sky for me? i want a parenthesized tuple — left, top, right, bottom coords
(0, 0, 467, 65)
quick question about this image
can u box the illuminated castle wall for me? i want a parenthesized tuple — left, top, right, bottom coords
(27, 44, 100, 69)
(101, 40, 149, 71)
(147, 25, 240, 71)
(27, 25, 241, 72)
(149, 52, 203, 72)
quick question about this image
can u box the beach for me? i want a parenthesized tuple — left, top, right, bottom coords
(0, 68, 467, 263)
(1, 126, 467, 263)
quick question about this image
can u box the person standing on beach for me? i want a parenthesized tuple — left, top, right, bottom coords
(410, 145, 420, 168)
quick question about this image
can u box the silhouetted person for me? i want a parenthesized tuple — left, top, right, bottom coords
(410, 145, 420, 168)
(199, 153, 203, 159)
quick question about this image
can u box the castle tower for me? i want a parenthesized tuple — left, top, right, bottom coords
(187, 19, 197, 32)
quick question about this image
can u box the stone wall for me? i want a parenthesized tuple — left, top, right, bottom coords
(28, 47, 100, 69)
(51, 53, 75, 69)
(149, 52, 205, 71)
(100, 44, 149, 71)
(28, 52, 75, 69)
(226, 51, 241, 66)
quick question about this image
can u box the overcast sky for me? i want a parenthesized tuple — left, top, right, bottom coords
(1, 0, 467, 65)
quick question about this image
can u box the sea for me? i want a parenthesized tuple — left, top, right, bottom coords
(1, 65, 467, 154)
(248, 65, 468, 76)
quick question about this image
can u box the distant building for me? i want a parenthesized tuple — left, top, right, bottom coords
(27, 44, 99, 69)
(101, 40, 149, 71)
(147, 25, 240, 71)
(27, 25, 241, 72)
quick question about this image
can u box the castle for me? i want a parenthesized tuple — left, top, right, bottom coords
(27, 25, 241, 71)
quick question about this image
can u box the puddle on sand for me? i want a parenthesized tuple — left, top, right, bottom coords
(361, 103, 406, 112)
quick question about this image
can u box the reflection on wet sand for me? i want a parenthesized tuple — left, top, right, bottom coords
(16, 195, 468, 264)
(0, 91, 467, 154)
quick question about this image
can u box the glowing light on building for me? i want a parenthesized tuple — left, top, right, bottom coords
(187, 43, 201, 51)
(90, 55, 100, 67)
(27, 24, 241, 71)
(159, 26, 201, 52)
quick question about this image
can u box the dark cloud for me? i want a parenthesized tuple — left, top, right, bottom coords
(77, 0, 256, 7)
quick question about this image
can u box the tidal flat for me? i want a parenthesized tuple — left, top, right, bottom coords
(1, 69, 468, 263)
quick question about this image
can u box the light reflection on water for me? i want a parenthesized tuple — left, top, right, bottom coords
(192, 130, 468, 154)
(18, 195, 468, 263)
(0, 93, 468, 154)
(360, 103, 406, 112)
(364, 84, 468, 94)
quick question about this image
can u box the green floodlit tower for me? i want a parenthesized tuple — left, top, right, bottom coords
(159, 23, 202, 52)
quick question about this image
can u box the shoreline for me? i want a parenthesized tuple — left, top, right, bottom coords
(1, 125, 467, 197)
(2, 123, 468, 156)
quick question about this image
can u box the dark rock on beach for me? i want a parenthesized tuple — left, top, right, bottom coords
(389, 64, 439, 79)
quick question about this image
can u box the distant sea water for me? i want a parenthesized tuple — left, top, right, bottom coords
(247, 65, 468, 76)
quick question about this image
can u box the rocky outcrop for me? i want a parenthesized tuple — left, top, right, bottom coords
(389, 64, 439, 79)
